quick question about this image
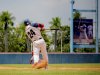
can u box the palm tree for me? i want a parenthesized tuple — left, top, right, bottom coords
(0, 11, 15, 52)
(49, 17, 61, 29)
(73, 11, 81, 19)
(49, 17, 61, 51)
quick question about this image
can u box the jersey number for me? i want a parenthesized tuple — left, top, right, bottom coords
(27, 29, 36, 38)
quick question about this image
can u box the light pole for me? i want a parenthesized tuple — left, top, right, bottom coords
(70, 0, 74, 53)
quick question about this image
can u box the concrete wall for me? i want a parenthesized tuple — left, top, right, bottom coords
(0, 53, 100, 64)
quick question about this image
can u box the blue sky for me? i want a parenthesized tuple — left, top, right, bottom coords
(0, 0, 97, 29)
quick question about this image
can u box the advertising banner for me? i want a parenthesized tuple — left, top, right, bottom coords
(73, 19, 93, 45)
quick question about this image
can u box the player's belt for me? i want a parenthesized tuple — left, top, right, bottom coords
(34, 38, 42, 42)
(39, 38, 42, 39)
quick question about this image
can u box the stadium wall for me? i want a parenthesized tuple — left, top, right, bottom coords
(0, 53, 100, 64)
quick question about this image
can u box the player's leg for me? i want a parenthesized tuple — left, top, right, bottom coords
(34, 59, 48, 69)
(32, 42, 40, 68)
(33, 39, 48, 69)
(37, 40, 48, 69)
(84, 31, 89, 43)
(32, 54, 39, 67)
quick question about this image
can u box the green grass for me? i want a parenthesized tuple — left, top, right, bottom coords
(0, 64, 100, 75)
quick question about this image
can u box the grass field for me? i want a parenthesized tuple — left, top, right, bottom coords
(0, 64, 100, 75)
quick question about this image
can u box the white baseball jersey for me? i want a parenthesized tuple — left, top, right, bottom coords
(87, 25, 93, 37)
(25, 25, 42, 42)
(25, 25, 48, 63)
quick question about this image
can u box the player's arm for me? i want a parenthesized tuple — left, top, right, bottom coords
(31, 23, 44, 31)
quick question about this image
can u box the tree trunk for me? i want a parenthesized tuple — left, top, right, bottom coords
(4, 30, 8, 52)
(54, 30, 58, 51)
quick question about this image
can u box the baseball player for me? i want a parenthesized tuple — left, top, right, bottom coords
(24, 19, 48, 69)
(87, 25, 93, 38)
(79, 24, 89, 43)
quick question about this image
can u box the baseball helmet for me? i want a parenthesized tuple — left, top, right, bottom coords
(24, 19, 31, 26)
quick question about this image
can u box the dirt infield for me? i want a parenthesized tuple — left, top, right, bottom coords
(0, 66, 100, 71)
(0, 66, 30, 70)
